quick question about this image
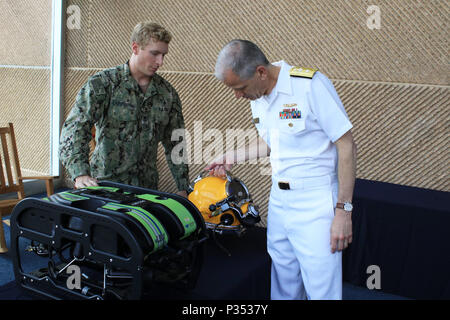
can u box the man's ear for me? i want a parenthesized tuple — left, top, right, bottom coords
(256, 65, 268, 80)
(131, 41, 140, 55)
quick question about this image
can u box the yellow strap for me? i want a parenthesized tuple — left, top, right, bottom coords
(289, 66, 318, 78)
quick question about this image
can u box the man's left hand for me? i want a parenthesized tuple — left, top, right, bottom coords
(176, 190, 188, 198)
(330, 209, 353, 253)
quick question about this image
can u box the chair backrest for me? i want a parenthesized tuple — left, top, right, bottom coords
(0, 123, 25, 199)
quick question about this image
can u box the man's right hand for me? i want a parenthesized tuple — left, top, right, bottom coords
(203, 162, 233, 178)
(74, 175, 98, 189)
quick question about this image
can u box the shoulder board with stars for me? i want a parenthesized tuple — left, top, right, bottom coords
(289, 66, 318, 79)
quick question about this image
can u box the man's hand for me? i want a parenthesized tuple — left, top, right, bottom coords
(176, 190, 188, 198)
(330, 209, 352, 253)
(203, 162, 233, 178)
(74, 175, 98, 189)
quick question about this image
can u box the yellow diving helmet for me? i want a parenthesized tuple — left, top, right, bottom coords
(188, 171, 260, 235)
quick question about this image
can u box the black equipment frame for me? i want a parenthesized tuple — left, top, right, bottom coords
(10, 181, 207, 300)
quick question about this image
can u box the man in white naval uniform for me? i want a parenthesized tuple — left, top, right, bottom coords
(205, 39, 357, 300)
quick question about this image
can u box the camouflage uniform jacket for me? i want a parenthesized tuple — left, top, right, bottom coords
(59, 62, 189, 191)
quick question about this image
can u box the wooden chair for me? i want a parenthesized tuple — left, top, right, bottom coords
(0, 123, 58, 253)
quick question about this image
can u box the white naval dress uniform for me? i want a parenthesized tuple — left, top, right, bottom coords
(251, 61, 353, 300)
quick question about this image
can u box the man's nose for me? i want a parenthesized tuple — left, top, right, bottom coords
(156, 54, 164, 66)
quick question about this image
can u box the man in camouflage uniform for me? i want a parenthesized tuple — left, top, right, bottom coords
(59, 22, 189, 197)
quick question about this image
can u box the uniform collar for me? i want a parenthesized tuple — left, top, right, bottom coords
(122, 61, 159, 98)
(260, 60, 291, 108)
(121, 61, 139, 91)
(272, 60, 292, 96)
(122, 61, 132, 79)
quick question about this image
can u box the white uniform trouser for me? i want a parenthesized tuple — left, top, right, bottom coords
(267, 174, 342, 300)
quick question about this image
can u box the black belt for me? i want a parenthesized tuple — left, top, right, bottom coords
(278, 181, 290, 190)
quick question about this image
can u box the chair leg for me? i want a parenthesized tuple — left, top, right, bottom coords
(0, 218, 8, 253)
(46, 179, 55, 197)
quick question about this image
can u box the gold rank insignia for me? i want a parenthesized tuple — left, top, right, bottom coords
(289, 66, 318, 79)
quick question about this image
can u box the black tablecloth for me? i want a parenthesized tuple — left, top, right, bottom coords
(343, 179, 450, 300)
(145, 227, 271, 300)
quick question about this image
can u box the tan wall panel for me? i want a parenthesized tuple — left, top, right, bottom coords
(67, 0, 448, 85)
(62, 1, 449, 197)
(62, 70, 449, 195)
(335, 80, 449, 191)
(156, 72, 449, 192)
(65, 0, 93, 69)
(0, 68, 51, 175)
(153, 72, 449, 223)
(0, 0, 52, 66)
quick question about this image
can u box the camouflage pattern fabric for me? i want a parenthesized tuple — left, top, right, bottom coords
(59, 62, 189, 191)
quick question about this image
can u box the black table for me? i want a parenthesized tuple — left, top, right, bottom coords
(343, 179, 450, 300)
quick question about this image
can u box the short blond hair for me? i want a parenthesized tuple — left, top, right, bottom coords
(130, 22, 172, 47)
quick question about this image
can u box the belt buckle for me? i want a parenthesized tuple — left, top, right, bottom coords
(278, 181, 290, 190)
